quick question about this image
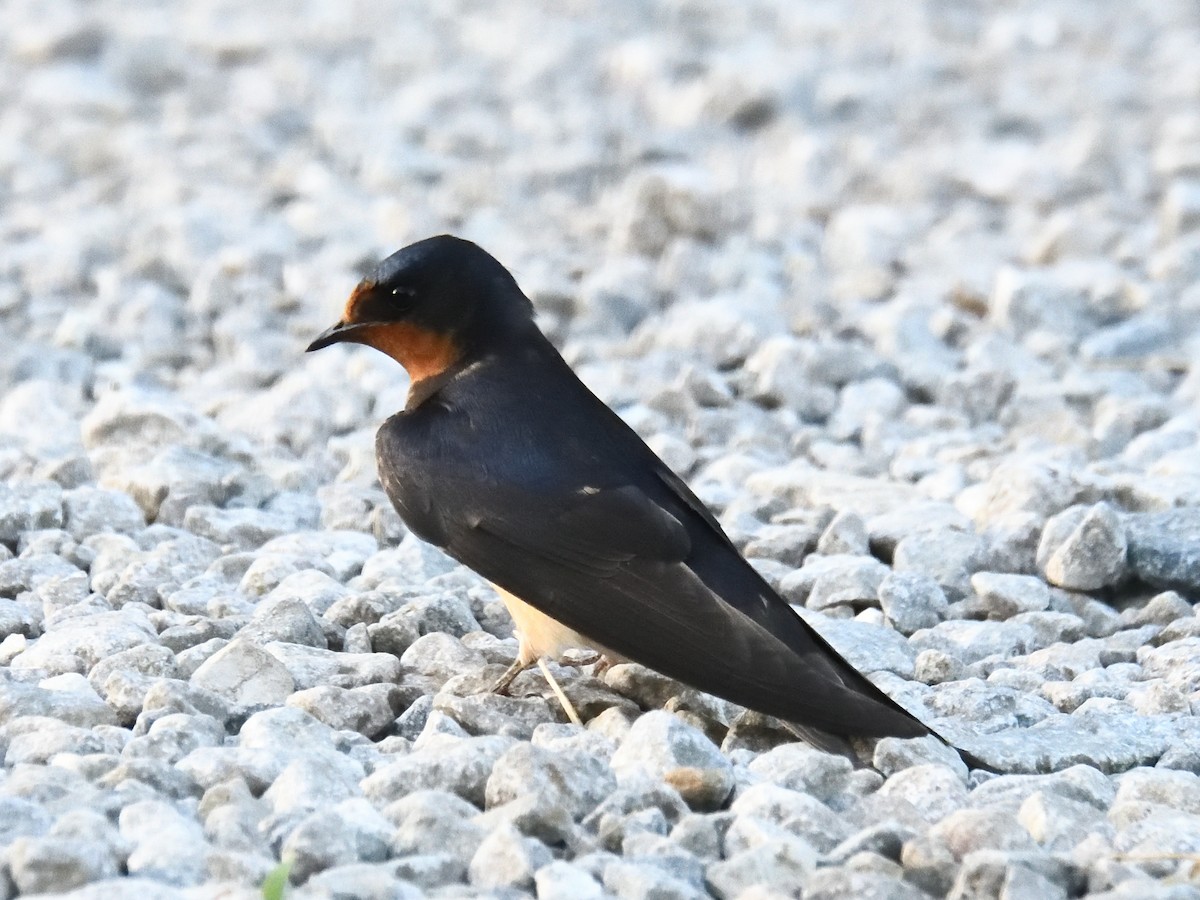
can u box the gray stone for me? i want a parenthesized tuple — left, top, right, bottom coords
(910, 618, 1038, 665)
(0, 553, 82, 599)
(0, 678, 120, 727)
(343, 621, 372, 653)
(304, 863, 424, 899)
(1114, 768, 1200, 814)
(485, 742, 617, 842)
(1082, 313, 1179, 362)
(363, 735, 517, 806)
(99, 755, 202, 800)
(706, 836, 818, 899)
(238, 705, 342, 753)
(254, 530, 379, 581)
(281, 797, 394, 882)
(157, 573, 229, 619)
(615, 166, 731, 256)
(0, 480, 64, 543)
(119, 799, 209, 885)
(125, 712, 226, 764)
(159, 616, 239, 653)
(971, 572, 1052, 619)
(962, 461, 1087, 526)
(826, 821, 915, 865)
(0, 796, 53, 847)
(1112, 807, 1200, 860)
(806, 867, 927, 900)
(1125, 509, 1200, 593)
(267, 569, 351, 617)
(400, 632, 486, 683)
(434, 691, 556, 740)
(198, 776, 268, 853)
(878, 571, 948, 634)
(610, 711, 733, 811)
(87, 642, 179, 695)
(746, 743, 855, 805)
(357, 534, 460, 587)
(877, 764, 969, 823)
(6, 835, 120, 895)
(1122, 591, 1193, 628)
(744, 337, 837, 418)
(948, 851, 1081, 900)
(139, 678, 233, 728)
(929, 806, 1041, 859)
(11, 608, 159, 673)
(778, 553, 886, 607)
(96, 669, 162, 724)
(191, 637, 295, 707)
(467, 822, 553, 891)
(535, 860, 606, 900)
(389, 591, 481, 639)
(1037, 503, 1128, 591)
(106, 532, 223, 607)
(175, 638, 230, 678)
(286, 684, 397, 738)
(263, 642, 400, 690)
(388, 852, 468, 890)
(1161, 179, 1200, 239)
(1018, 789, 1112, 850)
(48, 807, 130, 865)
(386, 789, 486, 865)
(582, 776, 691, 850)
(1140, 639, 1200, 694)
(321, 590, 399, 633)
(962, 714, 1176, 774)
(366, 609, 421, 658)
(805, 556, 890, 612)
(238, 555, 336, 597)
(798, 611, 916, 677)
(989, 266, 1093, 339)
(182, 505, 291, 550)
(743, 523, 821, 568)
(730, 782, 851, 852)
(829, 377, 907, 442)
(893, 529, 984, 600)
(603, 857, 708, 900)
(62, 487, 145, 540)
(669, 812, 734, 860)
(239, 594, 327, 648)
(1, 596, 41, 639)
(823, 204, 912, 300)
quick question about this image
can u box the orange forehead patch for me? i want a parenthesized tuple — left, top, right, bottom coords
(341, 280, 378, 324)
(357, 322, 461, 383)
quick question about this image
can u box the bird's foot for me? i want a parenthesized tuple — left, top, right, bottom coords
(489, 657, 532, 696)
(491, 651, 589, 726)
(558, 650, 613, 679)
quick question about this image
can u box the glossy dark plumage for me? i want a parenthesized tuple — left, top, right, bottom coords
(309, 235, 983, 765)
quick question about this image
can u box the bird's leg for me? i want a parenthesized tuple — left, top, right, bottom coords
(490, 657, 534, 695)
(490, 652, 584, 726)
(537, 658, 583, 726)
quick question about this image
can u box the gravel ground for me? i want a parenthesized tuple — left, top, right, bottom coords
(3, 0, 1200, 897)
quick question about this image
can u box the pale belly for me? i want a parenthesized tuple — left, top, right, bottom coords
(493, 586, 622, 665)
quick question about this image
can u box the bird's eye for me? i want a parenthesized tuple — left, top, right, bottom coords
(391, 287, 414, 298)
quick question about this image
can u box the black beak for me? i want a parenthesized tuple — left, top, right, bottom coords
(306, 321, 374, 352)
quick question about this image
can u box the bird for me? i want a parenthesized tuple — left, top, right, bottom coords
(307, 234, 985, 768)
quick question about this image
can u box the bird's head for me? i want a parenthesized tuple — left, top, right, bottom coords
(306, 234, 534, 382)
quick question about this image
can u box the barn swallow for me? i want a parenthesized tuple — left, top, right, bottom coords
(308, 235, 985, 768)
